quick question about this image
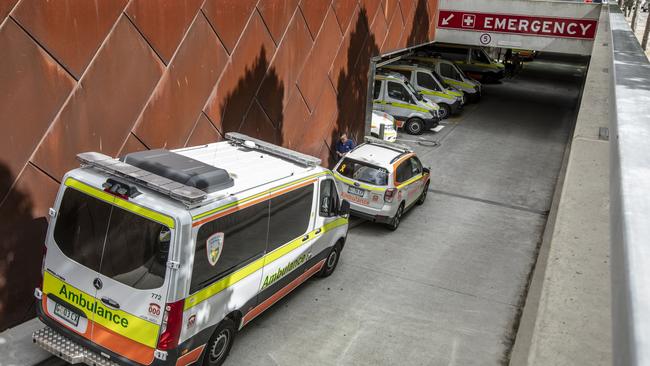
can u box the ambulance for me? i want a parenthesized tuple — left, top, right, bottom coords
(373, 71, 442, 135)
(333, 137, 430, 230)
(32, 133, 350, 366)
(371, 111, 398, 142)
(407, 55, 482, 103)
(427, 44, 505, 83)
(380, 63, 464, 119)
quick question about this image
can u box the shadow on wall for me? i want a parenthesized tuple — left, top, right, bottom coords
(330, 8, 379, 167)
(217, 47, 284, 145)
(407, 0, 430, 47)
(0, 164, 47, 331)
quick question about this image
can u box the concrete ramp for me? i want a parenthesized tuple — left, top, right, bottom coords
(435, 0, 601, 55)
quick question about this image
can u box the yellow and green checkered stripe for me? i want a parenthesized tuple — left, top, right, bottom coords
(373, 100, 430, 113)
(184, 217, 348, 309)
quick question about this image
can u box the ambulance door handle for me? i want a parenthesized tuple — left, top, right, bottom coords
(101, 297, 120, 309)
(315, 228, 322, 235)
(302, 234, 309, 242)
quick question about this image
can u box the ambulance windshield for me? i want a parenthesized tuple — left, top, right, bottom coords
(53, 187, 171, 290)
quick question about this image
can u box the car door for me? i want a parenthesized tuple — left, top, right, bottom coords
(407, 156, 426, 205)
(394, 158, 414, 207)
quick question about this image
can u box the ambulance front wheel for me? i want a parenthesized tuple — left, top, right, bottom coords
(317, 242, 342, 278)
(203, 318, 237, 366)
(438, 104, 451, 119)
(405, 118, 424, 135)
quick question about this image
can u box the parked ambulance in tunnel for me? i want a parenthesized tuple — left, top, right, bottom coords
(32, 133, 350, 366)
(373, 71, 442, 135)
(427, 44, 505, 83)
(380, 63, 464, 119)
(407, 54, 482, 103)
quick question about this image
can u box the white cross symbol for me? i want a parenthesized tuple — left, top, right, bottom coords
(462, 14, 475, 28)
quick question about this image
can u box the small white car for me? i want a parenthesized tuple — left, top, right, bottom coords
(333, 137, 430, 230)
(371, 111, 397, 142)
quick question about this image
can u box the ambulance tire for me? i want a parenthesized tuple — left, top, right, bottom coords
(417, 182, 429, 205)
(405, 118, 424, 135)
(317, 242, 342, 278)
(203, 318, 237, 366)
(387, 203, 404, 231)
(439, 104, 451, 119)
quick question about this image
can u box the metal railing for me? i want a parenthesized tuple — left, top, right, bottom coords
(609, 5, 650, 365)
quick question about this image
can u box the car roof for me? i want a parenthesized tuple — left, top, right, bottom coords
(345, 143, 406, 168)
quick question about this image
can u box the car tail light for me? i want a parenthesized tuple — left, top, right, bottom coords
(157, 300, 184, 350)
(384, 188, 397, 203)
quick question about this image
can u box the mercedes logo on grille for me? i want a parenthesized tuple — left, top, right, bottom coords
(93, 278, 103, 290)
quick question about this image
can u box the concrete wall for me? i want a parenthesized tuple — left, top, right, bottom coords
(509, 5, 611, 365)
(0, 0, 438, 331)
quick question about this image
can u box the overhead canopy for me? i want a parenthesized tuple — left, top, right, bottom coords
(435, 0, 601, 55)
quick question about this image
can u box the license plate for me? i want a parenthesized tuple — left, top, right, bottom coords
(54, 302, 80, 327)
(347, 186, 365, 197)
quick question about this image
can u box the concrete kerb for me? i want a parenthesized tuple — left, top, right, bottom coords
(0, 318, 50, 366)
(509, 5, 612, 366)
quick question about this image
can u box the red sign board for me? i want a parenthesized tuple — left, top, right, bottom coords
(437, 10, 598, 40)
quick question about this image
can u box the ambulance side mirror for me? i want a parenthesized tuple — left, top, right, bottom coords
(423, 167, 431, 175)
(338, 200, 350, 216)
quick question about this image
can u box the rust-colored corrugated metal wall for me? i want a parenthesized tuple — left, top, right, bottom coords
(0, 0, 437, 330)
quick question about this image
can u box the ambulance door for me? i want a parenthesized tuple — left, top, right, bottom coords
(258, 183, 317, 301)
(386, 81, 415, 126)
(372, 79, 385, 112)
(312, 176, 342, 259)
(90, 200, 176, 365)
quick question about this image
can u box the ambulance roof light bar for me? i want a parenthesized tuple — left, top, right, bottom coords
(364, 136, 413, 153)
(225, 132, 321, 167)
(77, 152, 208, 207)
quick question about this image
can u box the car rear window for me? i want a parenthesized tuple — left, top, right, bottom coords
(337, 158, 389, 186)
(53, 187, 171, 290)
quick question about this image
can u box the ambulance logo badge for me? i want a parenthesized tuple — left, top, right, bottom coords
(206, 232, 224, 266)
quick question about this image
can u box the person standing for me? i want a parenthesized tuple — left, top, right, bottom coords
(335, 133, 356, 159)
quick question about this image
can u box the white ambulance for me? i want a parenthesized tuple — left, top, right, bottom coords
(32, 133, 350, 366)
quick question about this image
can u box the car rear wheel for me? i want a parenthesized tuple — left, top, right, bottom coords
(204, 318, 237, 366)
(405, 118, 424, 135)
(417, 182, 429, 205)
(387, 203, 404, 231)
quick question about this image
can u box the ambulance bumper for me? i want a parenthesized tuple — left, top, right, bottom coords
(34, 326, 120, 366)
(35, 300, 179, 366)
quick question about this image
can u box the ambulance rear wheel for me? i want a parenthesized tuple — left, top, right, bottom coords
(204, 318, 236, 366)
(439, 104, 451, 119)
(405, 118, 424, 135)
(317, 242, 342, 278)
